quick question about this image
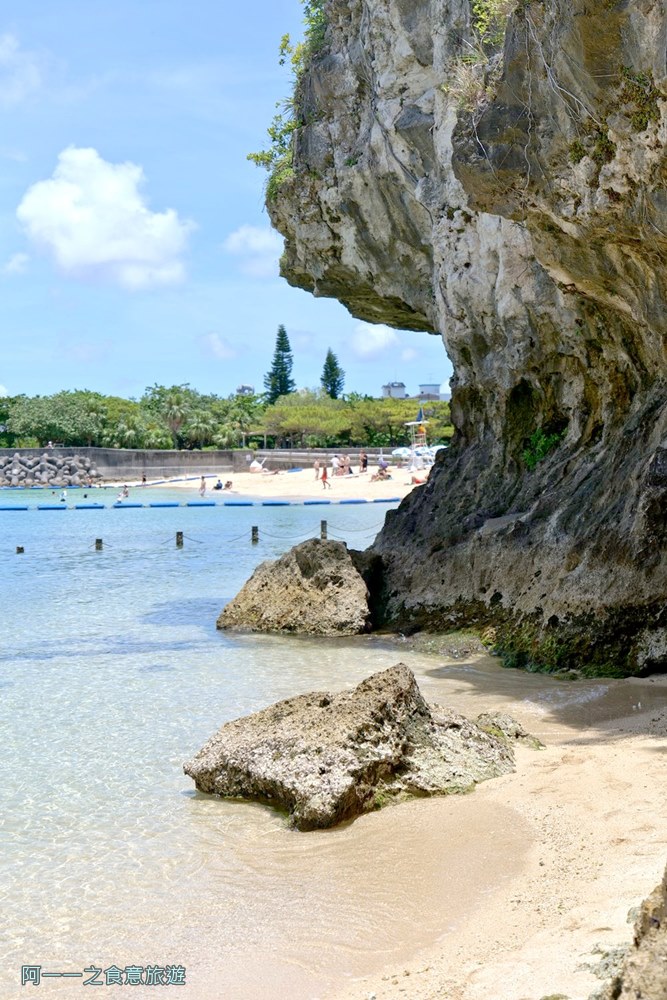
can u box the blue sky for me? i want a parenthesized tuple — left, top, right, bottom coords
(0, 1, 452, 400)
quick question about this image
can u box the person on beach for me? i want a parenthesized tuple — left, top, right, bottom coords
(213, 479, 223, 490)
(332, 454, 340, 477)
(359, 452, 368, 473)
(313, 458, 320, 480)
(199, 476, 206, 496)
(223, 481, 233, 490)
(141, 473, 147, 487)
(321, 464, 331, 489)
(60, 489, 67, 502)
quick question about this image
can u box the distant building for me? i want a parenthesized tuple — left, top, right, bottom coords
(418, 382, 442, 402)
(382, 381, 407, 399)
(236, 384, 255, 396)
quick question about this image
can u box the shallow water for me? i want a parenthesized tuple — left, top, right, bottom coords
(2, 501, 666, 999)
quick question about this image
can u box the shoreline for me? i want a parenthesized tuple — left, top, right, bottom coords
(104, 467, 422, 503)
(331, 670, 667, 1000)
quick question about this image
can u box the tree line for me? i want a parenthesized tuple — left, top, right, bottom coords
(0, 327, 451, 450)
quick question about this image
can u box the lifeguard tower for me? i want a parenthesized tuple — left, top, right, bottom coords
(405, 406, 428, 451)
(404, 407, 429, 471)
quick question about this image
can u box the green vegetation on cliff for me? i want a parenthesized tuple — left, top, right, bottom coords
(247, 0, 327, 200)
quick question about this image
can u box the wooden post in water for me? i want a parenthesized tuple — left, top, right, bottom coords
(16, 546, 24, 554)
(320, 519, 328, 540)
(176, 531, 184, 548)
(95, 538, 103, 551)
(251, 525, 259, 545)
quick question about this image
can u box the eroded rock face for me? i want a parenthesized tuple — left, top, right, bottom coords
(595, 864, 667, 999)
(269, 0, 667, 675)
(183, 664, 516, 830)
(217, 538, 370, 635)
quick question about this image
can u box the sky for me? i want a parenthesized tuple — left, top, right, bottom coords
(0, 1, 452, 401)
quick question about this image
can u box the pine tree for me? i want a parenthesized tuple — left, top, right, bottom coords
(264, 325, 296, 404)
(320, 348, 345, 399)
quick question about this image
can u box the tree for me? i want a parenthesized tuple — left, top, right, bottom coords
(320, 348, 345, 399)
(263, 325, 296, 404)
(261, 390, 349, 447)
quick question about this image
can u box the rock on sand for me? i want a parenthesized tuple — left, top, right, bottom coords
(183, 664, 519, 830)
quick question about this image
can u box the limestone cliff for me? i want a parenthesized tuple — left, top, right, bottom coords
(269, 0, 667, 676)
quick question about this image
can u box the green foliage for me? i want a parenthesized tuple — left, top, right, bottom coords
(2, 384, 268, 452)
(7, 390, 110, 447)
(258, 394, 452, 449)
(568, 139, 586, 164)
(261, 390, 350, 446)
(248, 0, 327, 201)
(592, 131, 616, 164)
(320, 348, 345, 399)
(522, 428, 564, 470)
(264, 324, 296, 404)
(471, 0, 513, 48)
(619, 66, 660, 132)
(0, 384, 450, 453)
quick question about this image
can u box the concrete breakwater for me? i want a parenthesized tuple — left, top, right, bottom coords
(0, 446, 236, 484)
(0, 451, 103, 487)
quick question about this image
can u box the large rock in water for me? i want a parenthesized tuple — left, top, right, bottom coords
(183, 664, 516, 830)
(267, 0, 667, 675)
(217, 538, 370, 635)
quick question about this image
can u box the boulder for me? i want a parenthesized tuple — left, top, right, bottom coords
(217, 538, 370, 635)
(183, 664, 518, 830)
(595, 865, 667, 1000)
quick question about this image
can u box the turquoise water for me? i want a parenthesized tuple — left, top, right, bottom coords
(6, 498, 516, 1000)
(4, 498, 657, 999)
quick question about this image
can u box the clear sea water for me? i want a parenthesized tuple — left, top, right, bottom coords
(2, 488, 663, 999)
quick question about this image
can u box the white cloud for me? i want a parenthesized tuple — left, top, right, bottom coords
(401, 347, 418, 362)
(222, 224, 282, 278)
(0, 384, 8, 397)
(0, 34, 42, 107)
(17, 147, 193, 290)
(348, 322, 399, 360)
(198, 332, 237, 361)
(2, 252, 28, 275)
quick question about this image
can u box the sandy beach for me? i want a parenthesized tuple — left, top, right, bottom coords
(332, 668, 667, 1000)
(133, 466, 422, 503)
(100, 468, 667, 999)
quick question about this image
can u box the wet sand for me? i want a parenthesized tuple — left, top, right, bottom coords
(334, 662, 667, 1000)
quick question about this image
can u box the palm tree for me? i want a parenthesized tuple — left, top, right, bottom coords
(162, 391, 190, 448)
(183, 411, 216, 449)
